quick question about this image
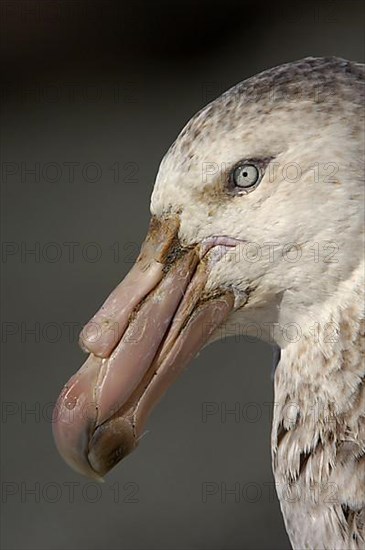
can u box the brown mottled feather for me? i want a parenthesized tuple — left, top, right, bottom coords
(273, 305, 365, 549)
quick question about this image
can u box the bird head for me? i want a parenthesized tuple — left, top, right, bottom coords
(53, 57, 364, 479)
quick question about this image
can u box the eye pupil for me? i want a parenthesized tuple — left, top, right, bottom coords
(231, 162, 260, 191)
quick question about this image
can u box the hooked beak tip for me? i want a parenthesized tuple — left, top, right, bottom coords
(53, 387, 137, 480)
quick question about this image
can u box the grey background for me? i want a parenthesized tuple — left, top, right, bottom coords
(1, 1, 364, 549)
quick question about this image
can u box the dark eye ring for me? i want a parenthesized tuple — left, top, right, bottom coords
(231, 163, 261, 191)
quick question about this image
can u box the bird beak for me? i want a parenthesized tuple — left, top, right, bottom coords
(53, 216, 236, 479)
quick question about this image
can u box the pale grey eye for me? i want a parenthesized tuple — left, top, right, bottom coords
(232, 163, 260, 189)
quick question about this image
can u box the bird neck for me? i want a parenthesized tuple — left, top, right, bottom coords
(270, 261, 364, 548)
(273, 301, 364, 467)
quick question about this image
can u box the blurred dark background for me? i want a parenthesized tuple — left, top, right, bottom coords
(1, 1, 364, 549)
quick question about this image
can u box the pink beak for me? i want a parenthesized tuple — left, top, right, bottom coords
(53, 216, 236, 479)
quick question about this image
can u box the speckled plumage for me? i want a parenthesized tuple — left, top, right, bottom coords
(151, 57, 365, 549)
(273, 267, 365, 549)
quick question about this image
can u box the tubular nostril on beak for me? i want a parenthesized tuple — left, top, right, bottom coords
(78, 215, 183, 359)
